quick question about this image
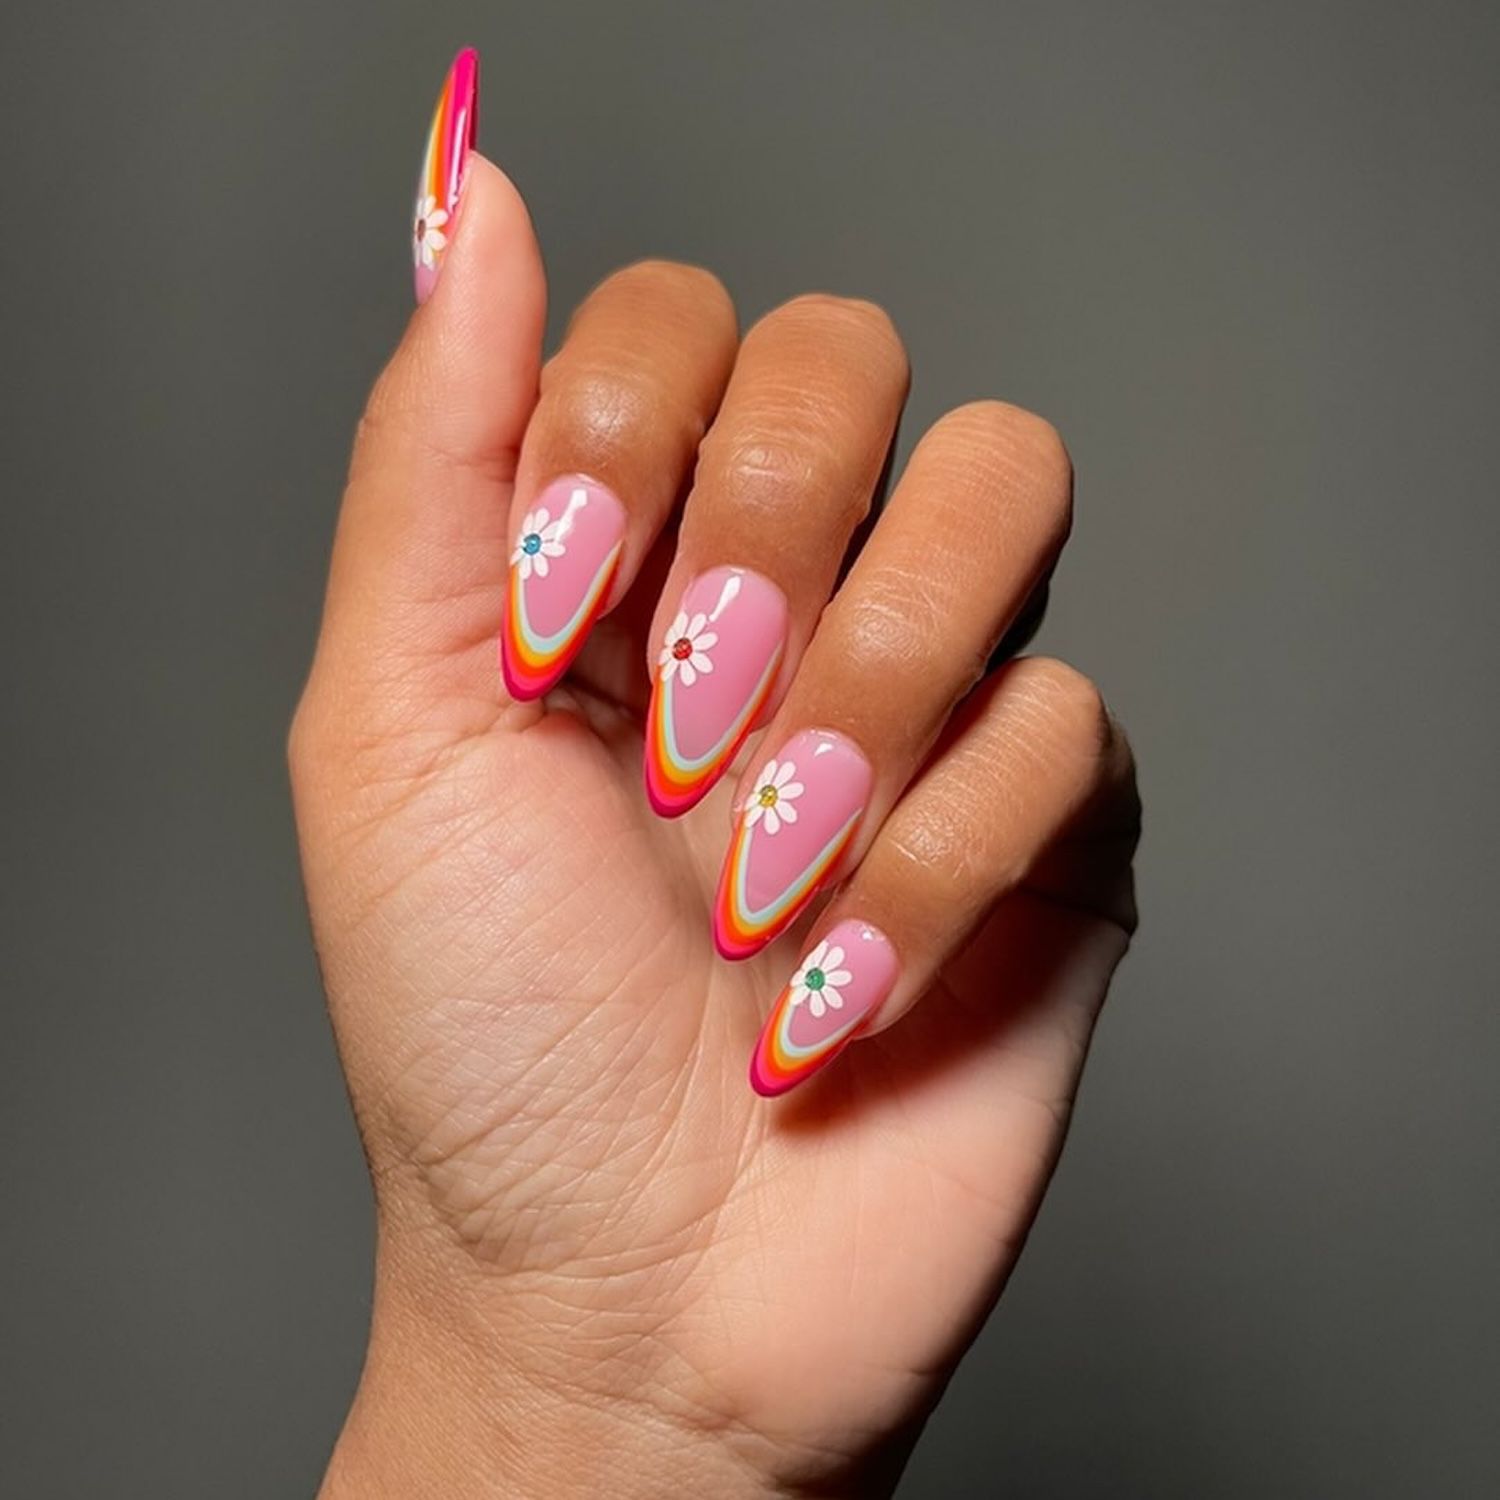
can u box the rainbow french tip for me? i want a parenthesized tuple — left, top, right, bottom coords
(750, 920, 898, 1096)
(644, 568, 788, 818)
(412, 47, 479, 303)
(500, 476, 626, 700)
(712, 729, 872, 960)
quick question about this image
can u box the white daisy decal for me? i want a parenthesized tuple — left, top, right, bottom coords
(413, 195, 450, 270)
(789, 940, 854, 1019)
(510, 508, 567, 581)
(742, 759, 804, 836)
(657, 611, 718, 687)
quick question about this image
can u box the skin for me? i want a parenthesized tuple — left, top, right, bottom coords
(294, 157, 1140, 1498)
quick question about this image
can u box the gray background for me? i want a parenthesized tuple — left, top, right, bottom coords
(2, 1, 1496, 1495)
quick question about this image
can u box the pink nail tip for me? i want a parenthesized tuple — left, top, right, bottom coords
(501, 476, 627, 700)
(645, 567, 788, 817)
(712, 728, 873, 960)
(412, 47, 480, 304)
(750, 920, 898, 1096)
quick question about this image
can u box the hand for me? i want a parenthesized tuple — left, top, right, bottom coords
(294, 55, 1138, 1500)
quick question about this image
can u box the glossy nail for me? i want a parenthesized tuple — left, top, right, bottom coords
(750, 920, 898, 1096)
(501, 476, 627, 699)
(645, 567, 788, 817)
(412, 47, 479, 303)
(713, 728, 873, 960)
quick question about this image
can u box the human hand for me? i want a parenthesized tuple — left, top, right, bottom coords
(293, 50, 1139, 1499)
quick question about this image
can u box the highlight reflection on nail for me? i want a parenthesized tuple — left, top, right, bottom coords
(645, 567, 787, 817)
(712, 729, 872, 960)
(412, 47, 478, 304)
(501, 476, 626, 700)
(750, 920, 898, 1095)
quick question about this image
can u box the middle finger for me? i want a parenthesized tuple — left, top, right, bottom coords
(643, 293, 909, 816)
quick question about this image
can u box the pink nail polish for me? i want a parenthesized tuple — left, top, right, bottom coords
(501, 476, 627, 700)
(412, 47, 479, 304)
(644, 567, 788, 817)
(750, 920, 898, 1096)
(713, 729, 873, 960)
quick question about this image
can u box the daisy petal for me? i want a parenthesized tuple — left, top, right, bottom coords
(776, 801, 797, 825)
(809, 993, 826, 1019)
(805, 941, 829, 968)
(679, 661, 697, 687)
(777, 781, 804, 802)
(658, 654, 677, 678)
(824, 969, 852, 989)
(427, 207, 449, 229)
(532, 552, 549, 578)
(693, 631, 718, 651)
(668, 611, 688, 641)
(686, 612, 708, 637)
(821, 988, 844, 1011)
(689, 653, 713, 675)
(773, 761, 797, 788)
(763, 807, 781, 836)
(744, 802, 764, 828)
(823, 946, 845, 970)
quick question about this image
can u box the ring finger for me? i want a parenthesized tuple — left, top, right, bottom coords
(713, 400, 1074, 959)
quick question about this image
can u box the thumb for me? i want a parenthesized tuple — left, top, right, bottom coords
(310, 54, 546, 733)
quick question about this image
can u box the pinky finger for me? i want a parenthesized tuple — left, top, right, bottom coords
(749, 657, 1138, 1096)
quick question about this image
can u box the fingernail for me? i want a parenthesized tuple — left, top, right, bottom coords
(750, 921, 898, 1096)
(501, 476, 627, 699)
(713, 729, 873, 960)
(645, 567, 788, 817)
(412, 47, 479, 304)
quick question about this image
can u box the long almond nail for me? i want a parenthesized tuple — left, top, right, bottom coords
(501, 476, 626, 700)
(645, 568, 788, 817)
(412, 47, 479, 303)
(713, 729, 872, 960)
(750, 920, 898, 1096)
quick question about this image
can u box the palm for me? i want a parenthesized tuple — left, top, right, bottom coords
(309, 623, 1119, 1473)
(297, 156, 1134, 1492)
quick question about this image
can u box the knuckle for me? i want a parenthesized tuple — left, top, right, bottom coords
(839, 567, 968, 688)
(1009, 656, 1110, 758)
(758, 292, 907, 367)
(928, 400, 1073, 545)
(592, 257, 735, 323)
(354, 344, 516, 481)
(881, 800, 990, 908)
(717, 436, 854, 523)
(359, 348, 424, 445)
(705, 412, 869, 528)
(539, 358, 663, 451)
